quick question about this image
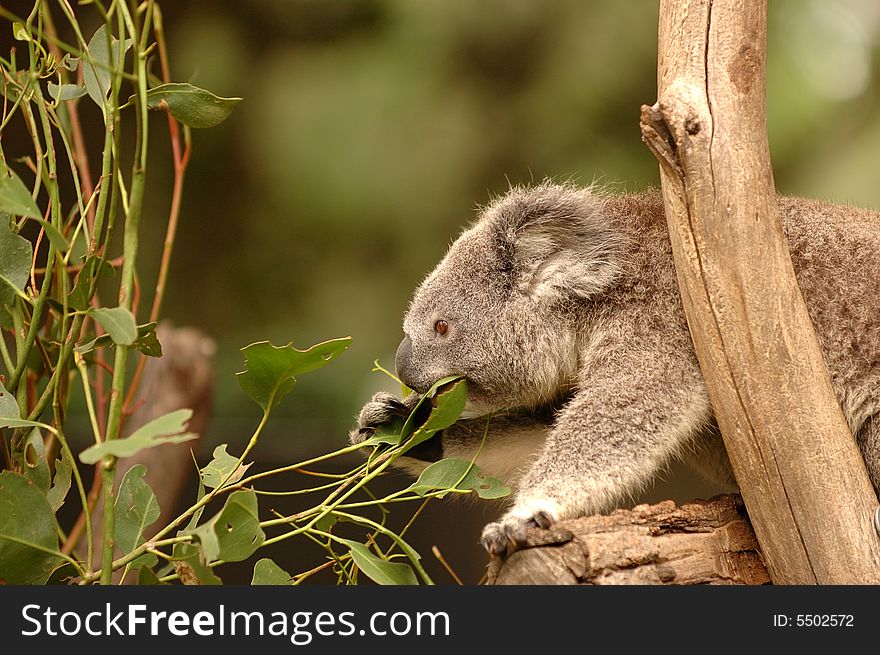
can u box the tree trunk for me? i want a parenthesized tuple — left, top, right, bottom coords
(639, 0, 880, 583)
(488, 495, 769, 585)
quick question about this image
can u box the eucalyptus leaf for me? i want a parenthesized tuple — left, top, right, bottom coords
(83, 24, 132, 111)
(200, 444, 251, 490)
(114, 464, 160, 570)
(0, 381, 18, 419)
(144, 83, 242, 128)
(172, 541, 221, 585)
(133, 323, 162, 357)
(48, 82, 87, 103)
(18, 430, 50, 493)
(60, 54, 79, 72)
(0, 216, 30, 328)
(0, 471, 64, 584)
(0, 168, 40, 218)
(360, 415, 405, 447)
(90, 306, 137, 345)
(340, 539, 418, 585)
(79, 409, 196, 464)
(188, 490, 264, 563)
(405, 378, 467, 449)
(251, 558, 293, 585)
(68, 256, 113, 311)
(12, 22, 31, 41)
(237, 337, 351, 413)
(137, 566, 161, 585)
(46, 457, 72, 512)
(408, 458, 510, 499)
(314, 512, 338, 533)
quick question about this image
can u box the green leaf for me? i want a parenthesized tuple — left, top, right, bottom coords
(236, 337, 351, 413)
(360, 415, 406, 447)
(48, 82, 88, 103)
(133, 322, 162, 357)
(0, 168, 40, 219)
(0, 471, 64, 584)
(46, 562, 79, 585)
(68, 256, 113, 311)
(114, 464, 160, 570)
(0, 381, 18, 419)
(339, 539, 418, 585)
(188, 490, 264, 563)
(251, 558, 293, 585)
(172, 541, 222, 585)
(79, 409, 197, 464)
(17, 430, 50, 493)
(408, 458, 511, 500)
(12, 21, 30, 42)
(404, 378, 467, 448)
(144, 83, 242, 128)
(314, 512, 338, 533)
(60, 54, 79, 72)
(0, 215, 31, 327)
(90, 306, 137, 345)
(83, 25, 132, 111)
(137, 566, 161, 585)
(46, 457, 72, 512)
(199, 445, 251, 490)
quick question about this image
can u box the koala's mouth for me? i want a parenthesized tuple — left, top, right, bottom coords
(421, 376, 491, 420)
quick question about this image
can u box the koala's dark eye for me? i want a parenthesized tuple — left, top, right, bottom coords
(434, 320, 448, 335)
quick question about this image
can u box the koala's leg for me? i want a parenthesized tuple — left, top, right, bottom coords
(481, 341, 711, 556)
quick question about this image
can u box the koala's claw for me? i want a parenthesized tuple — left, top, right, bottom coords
(350, 392, 417, 444)
(480, 511, 555, 558)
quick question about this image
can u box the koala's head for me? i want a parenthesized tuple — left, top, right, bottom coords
(395, 182, 625, 416)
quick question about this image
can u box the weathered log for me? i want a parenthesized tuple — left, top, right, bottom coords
(488, 494, 770, 585)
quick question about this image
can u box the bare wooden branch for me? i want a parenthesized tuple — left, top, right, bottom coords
(639, 0, 880, 582)
(488, 495, 769, 585)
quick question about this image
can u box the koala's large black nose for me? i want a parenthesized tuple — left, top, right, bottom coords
(395, 335, 414, 389)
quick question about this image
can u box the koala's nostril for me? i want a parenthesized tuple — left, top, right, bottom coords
(395, 335, 414, 388)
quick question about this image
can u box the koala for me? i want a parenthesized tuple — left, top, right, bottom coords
(351, 181, 880, 557)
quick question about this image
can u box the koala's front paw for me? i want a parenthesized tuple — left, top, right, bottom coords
(480, 511, 555, 558)
(349, 392, 415, 444)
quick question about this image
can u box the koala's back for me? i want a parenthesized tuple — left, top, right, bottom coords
(608, 190, 880, 432)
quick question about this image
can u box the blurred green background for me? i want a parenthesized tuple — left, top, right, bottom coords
(7, 0, 880, 581)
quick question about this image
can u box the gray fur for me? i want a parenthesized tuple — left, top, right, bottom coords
(351, 181, 880, 556)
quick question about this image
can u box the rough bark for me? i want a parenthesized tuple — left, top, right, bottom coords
(488, 495, 769, 585)
(638, 0, 880, 583)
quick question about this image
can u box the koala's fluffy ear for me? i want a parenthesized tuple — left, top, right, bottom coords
(485, 182, 624, 303)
